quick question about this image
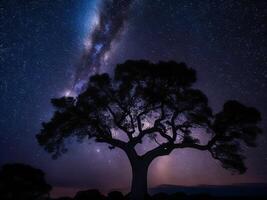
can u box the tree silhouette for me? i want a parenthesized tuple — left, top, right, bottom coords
(0, 163, 52, 200)
(36, 60, 262, 200)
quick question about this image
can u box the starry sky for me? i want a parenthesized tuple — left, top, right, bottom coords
(0, 0, 267, 198)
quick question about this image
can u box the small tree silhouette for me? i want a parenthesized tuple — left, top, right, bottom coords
(0, 163, 52, 200)
(37, 60, 262, 200)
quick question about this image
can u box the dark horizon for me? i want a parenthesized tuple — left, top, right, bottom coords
(51, 182, 267, 198)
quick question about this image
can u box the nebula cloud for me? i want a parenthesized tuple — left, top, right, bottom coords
(73, 0, 135, 93)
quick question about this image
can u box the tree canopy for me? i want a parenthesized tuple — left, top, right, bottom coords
(37, 60, 262, 175)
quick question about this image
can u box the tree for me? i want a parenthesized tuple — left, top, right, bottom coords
(36, 60, 262, 200)
(0, 163, 52, 200)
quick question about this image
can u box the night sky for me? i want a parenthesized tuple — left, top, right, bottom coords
(0, 0, 267, 198)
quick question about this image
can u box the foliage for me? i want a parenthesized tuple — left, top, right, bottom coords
(37, 60, 262, 174)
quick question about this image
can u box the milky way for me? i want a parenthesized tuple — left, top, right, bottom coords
(73, 0, 135, 93)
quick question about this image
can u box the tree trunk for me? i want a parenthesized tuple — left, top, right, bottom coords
(130, 159, 149, 200)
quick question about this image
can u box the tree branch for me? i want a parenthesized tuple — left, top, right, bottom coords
(133, 104, 167, 145)
(106, 105, 134, 141)
(142, 134, 217, 163)
(95, 136, 128, 151)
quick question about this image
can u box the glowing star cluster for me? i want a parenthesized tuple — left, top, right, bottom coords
(73, 0, 135, 94)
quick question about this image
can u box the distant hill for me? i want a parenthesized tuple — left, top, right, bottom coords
(149, 183, 267, 197)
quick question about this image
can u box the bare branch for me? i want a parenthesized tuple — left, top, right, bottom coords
(106, 105, 134, 140)
(95, 136, 128, 150)
(142, 134, 217, 162)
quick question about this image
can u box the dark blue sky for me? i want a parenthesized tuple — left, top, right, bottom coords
(0, 0, 267, 197)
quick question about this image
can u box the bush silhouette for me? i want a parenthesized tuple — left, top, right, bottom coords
(169, 192, 187, 200)
(107, 191, 124, 200)
(74, 189, 105, 200)
(152, 192, 169, 200)
(0, 163, 51, 200)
